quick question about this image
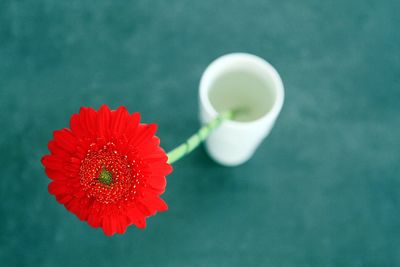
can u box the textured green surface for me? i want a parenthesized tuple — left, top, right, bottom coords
(1, 1, 399, 266)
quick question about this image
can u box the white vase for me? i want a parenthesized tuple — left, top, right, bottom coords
(199, 53, 285, 166)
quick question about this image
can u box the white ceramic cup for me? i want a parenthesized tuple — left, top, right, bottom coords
(199, 53, 284, 166)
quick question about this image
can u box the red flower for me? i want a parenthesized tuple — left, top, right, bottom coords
(41, 105, 172, 236)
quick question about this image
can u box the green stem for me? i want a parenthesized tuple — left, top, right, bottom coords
(167, 110, 235, 164)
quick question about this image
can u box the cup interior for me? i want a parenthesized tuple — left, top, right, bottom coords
(201, 54, 284, 124)
(208, 69, 276, 122)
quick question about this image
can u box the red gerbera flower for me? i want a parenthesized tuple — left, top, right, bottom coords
(41, 105, 172, 236)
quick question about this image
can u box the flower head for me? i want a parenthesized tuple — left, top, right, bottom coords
(41, 105, 172, 236)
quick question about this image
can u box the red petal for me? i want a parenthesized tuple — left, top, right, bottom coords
(110, 106, 128, 138)
(76, 206, 89, 221)
(82, 107, 97, 136)
(140, 196, 168, 214)
(110, 217, 119, 235)
(41, 155, 64, 170)
(48, 181, 69, 195)
(126, 206, 146, 229)
(123, 112, 141, 140)
(53, 129, 77, 153)
(141, 152, 168, 162)
(88, 212, 102, 228)
(63, 162, 80, 174)
(70, 110, 98, 140)
(116, 215, 128, 234)
(129, 124, 157, 148)
(70, 114, 85, 138)
(146, 175, 167, 191)
(65, 198, 81, 214)
(138, 138, 167, 161)
(56, 194, 73, 204)
(148, 162, 173, 176)
(48, 140, 69, 157)
(97, 105, 111, 139)
(45, 168, 69, 180)
(102, 216, 114, 236)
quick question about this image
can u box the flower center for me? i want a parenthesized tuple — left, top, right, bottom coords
(98, 167, 113, 185)
(79, 143, 143, 204)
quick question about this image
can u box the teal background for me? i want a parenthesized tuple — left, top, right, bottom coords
(1, 0, 399, 266)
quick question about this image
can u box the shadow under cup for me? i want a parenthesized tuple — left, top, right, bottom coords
(199, 53, 284, 166)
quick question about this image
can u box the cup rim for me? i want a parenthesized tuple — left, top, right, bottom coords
(199, 53, 285, 127)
